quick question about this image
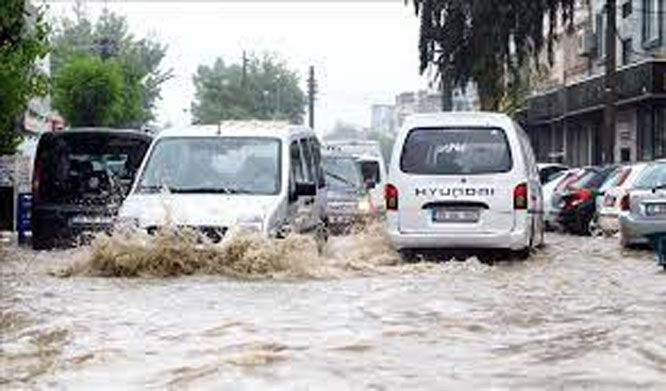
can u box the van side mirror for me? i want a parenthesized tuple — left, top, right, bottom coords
(295, 182, 316, 197)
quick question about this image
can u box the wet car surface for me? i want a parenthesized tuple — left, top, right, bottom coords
(2, 232, 666, 389)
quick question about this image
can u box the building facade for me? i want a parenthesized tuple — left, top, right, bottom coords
(520, 0, 666, 165)
(370, 104, 396, 135)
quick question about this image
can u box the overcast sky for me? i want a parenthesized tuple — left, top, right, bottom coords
(45, 1, 430, 134)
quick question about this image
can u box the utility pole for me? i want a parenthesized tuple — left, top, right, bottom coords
(603, 0, 617, 164)
(307, 66, 316, 129)
(241, 50, 248, 88)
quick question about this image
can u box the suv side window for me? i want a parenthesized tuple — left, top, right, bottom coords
(299, 138, 315, 183)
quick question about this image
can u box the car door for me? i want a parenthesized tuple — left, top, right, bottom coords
(287, 139, 311, 233)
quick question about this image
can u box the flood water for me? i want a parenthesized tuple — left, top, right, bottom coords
(2, 231, 666, 389)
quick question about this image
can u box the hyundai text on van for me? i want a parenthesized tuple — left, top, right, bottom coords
(385, 112, 544, 259)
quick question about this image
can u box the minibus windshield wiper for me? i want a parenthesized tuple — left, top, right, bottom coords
(325, 171, 358, 188)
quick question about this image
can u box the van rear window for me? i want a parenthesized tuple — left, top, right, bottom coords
(400, 127, 513, 175)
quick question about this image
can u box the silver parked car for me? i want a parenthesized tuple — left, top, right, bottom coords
(619, 161, 666, 247)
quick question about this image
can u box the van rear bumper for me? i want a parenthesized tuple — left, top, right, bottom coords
(387, 228, 530, 251)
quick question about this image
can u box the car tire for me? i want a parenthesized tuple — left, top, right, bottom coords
(588, 216, 602, 237)
(398, 249, 416, 262)
(512, 248, 531, 260)
(31, 222, 53, 250)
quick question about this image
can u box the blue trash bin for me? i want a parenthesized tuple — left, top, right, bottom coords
(16, 193, 32, 245)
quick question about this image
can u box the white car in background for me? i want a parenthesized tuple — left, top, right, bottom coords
(119, 121, 328, 245)
(324, 140, 387, 214)
(385, 112, 543, 259)
(596, 162, 649, 236)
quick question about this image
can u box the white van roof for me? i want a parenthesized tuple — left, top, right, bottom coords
(401, 112, 514, 132)
(158, 121, 315, 142)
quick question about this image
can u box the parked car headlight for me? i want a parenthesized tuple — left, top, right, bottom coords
(235, 214, 264, 233)
(358, 197, 372, 214)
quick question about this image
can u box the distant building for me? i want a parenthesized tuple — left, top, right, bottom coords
(393, 90, 442, 129)
(519, 0, 666, 165)
(370, 104, 395, 135)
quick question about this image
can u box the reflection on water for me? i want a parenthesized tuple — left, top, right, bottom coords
(2, 231, 666, 389)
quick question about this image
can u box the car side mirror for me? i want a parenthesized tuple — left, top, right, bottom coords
(295, 182, 316, 197)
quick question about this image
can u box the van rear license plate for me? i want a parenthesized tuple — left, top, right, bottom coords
(432, 209, 479, 223)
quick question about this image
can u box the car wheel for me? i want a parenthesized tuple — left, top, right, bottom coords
(512, 248, 531, 260)
(31, 223, 52, 250)
(398, 249, 416, 262)
(588, 216, 602, 237)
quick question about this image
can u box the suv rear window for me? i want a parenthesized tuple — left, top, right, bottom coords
(35, 132, 151, 203)
(400, 127, 512, 175)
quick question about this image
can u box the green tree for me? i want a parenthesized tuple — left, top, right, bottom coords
(191, 53, 306, 124)
(52, 55, 124, 127)
(410, 0, 576, 110)
(51, 7, 171, 127)
(0, 0, 49, 154)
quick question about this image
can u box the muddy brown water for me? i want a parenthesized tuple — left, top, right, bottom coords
(2, 231, 666, 389)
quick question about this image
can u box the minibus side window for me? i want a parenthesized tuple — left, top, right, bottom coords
(299, 138, 315, 183)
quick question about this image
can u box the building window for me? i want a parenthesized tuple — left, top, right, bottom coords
(643, 0, 662, 46)
(596, 13, 605, 58)
(622, 1, 633, 18)
(622, 38, 633, 65)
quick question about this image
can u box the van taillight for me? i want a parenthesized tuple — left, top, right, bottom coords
(620, 194, 630, 211)
(32, 159, 43, 203)
(385, 184, 399, 211)
(514, 183, 528, 210)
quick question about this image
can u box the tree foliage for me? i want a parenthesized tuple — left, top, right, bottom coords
(191, 53, 306, 125)
(53, 55, 124, 127)
(0, 0, 49, 154)
(411, 0, 576, 110)
(51, 7, 171, 127)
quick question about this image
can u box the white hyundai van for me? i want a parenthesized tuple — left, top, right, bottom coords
(118, 121, 327, 244)
(385, 112, 543, 259)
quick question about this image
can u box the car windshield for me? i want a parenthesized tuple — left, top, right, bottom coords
(634, 163, 666, 189)
(599, 167, 630, 193)
(323, 156, 362, 191)
(569, 169, 606, 190)
(137, 137, 281, 195)
(400, 127, 512, 175)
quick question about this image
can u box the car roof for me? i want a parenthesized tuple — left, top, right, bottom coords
(401, 111, 514, 130)
(46, 128, 152, 139)
(158, 121, 315, 141)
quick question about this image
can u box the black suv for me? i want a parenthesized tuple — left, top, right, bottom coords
(31, 129, 152, 249)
